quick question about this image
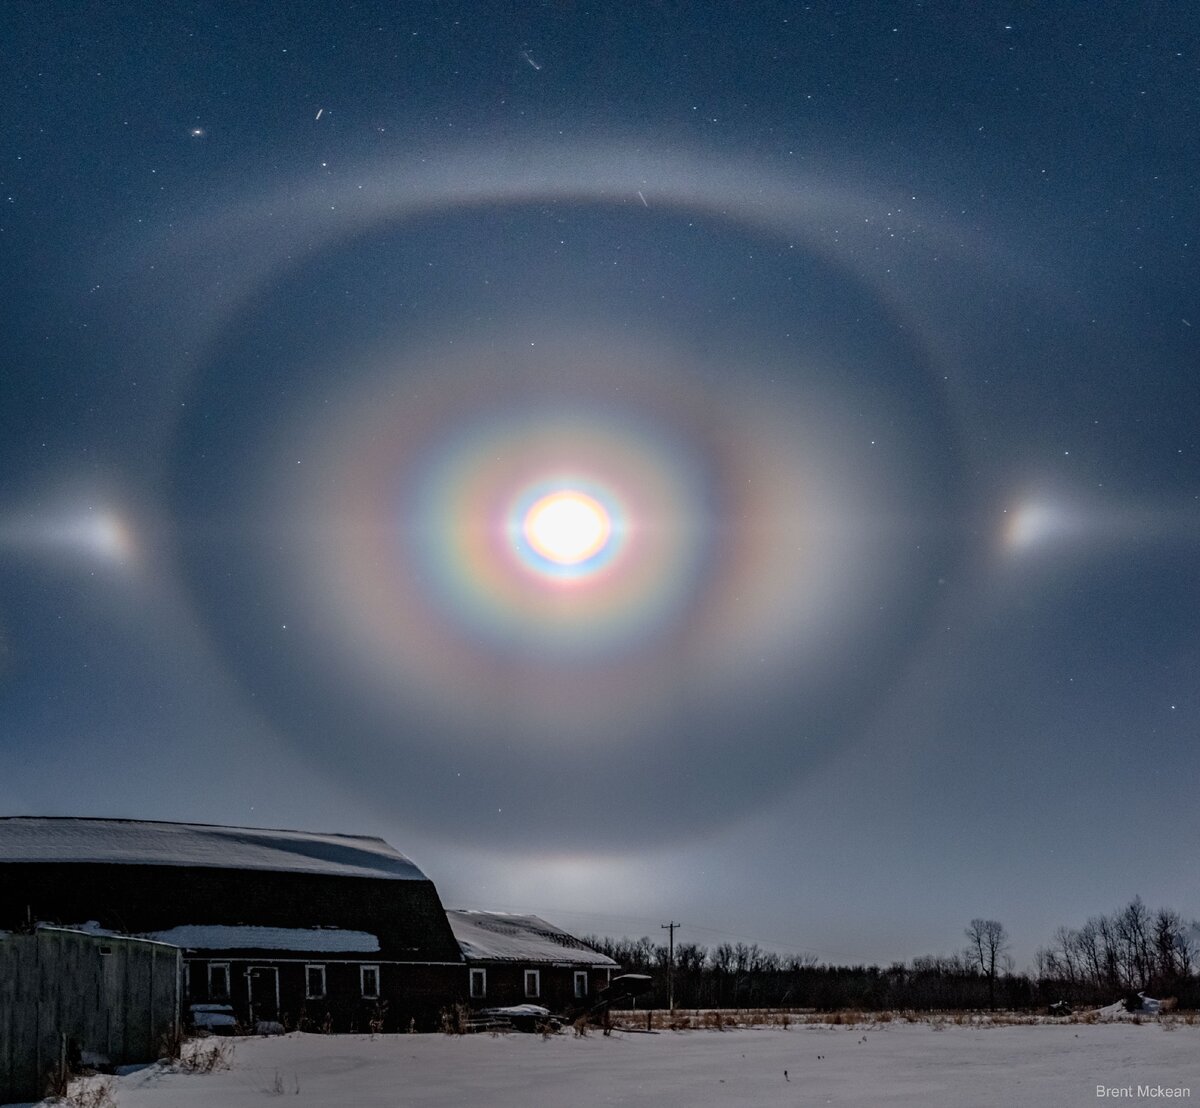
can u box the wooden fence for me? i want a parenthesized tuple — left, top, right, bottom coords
(0, 927, 180, 1104)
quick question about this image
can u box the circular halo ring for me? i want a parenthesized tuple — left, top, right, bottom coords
(164, 142, 971, 843)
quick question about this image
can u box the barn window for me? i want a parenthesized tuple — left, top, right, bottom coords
(208, 962, 230, 1001)
(360, 964, 380, 999)
(305, 964, 326, 1000)
(524, 969, 540, 998)
(574, 971, 588, 999)
(469, 968, 486, 999)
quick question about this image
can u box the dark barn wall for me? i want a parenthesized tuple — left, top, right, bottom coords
(186, 957, 460, 1032)
(464, 964, 611, 1013)
(0, 930, 180, 1104)
(0, 862, 461, 964)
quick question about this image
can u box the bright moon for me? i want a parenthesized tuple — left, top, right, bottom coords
(523, 490, 611, 565)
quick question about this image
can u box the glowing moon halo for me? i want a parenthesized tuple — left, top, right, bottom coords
(162, 146, 970, 843)
(523, 489, 611, 567)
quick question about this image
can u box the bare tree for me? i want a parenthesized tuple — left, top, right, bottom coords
(965, 919, 1009, 1009)
(1150, 907, 1197, 988)
(1114, 897, 1153, 990)
(1050, 926, 1080, 989)
(1076, 919, 1104, 990)
(675, 942, 707, 974)
(1096, 914, 1121, 992)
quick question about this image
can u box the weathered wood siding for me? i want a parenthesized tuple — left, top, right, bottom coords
(0, 929, 180, 1104)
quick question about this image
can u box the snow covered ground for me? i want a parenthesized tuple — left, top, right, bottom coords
(28, 1021, 1200, 1108)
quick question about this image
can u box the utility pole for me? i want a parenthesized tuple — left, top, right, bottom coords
(661, 921, 680, 1013)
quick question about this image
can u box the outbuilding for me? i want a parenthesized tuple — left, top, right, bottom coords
(0, 926, 180, 1103)
(447, 909, 618, 1013)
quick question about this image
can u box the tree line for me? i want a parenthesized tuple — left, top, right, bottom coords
(1034, 898, 1196, 1006)
(583, 898, 1198, 1012)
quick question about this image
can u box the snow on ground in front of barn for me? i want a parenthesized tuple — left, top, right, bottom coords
(37, 1022, 1200, 1108)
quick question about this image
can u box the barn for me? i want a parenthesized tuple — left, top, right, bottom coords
(447, 909, 618, 1013)
(0, 817, 464, 1031)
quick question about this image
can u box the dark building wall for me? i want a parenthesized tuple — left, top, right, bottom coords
(186, 956, 459, 1032)
(463, 964, 613, 1013)
(0, 930, 180, 1104)
(0, 862, 461, 964)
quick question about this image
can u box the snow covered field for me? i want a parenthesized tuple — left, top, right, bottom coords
(34, 1021, 1200, 1108)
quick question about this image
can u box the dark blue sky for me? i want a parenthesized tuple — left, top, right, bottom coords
(1, 1, 1197, 966)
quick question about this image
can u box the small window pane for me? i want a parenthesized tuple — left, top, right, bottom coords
(361, 965, 380, 999)
(306, 965, 326, 999)
(524, 970, 540, 998)
(470, 968, 486, 999)
(574, 971, 588, 999)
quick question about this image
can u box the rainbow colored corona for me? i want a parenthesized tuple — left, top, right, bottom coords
(176, 145, 957, 762)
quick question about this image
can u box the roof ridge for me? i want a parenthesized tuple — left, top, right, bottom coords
(0, 819, 425, 881)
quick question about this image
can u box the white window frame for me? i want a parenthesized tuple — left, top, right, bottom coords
(360, 964, 381, 999)
(469, 967, 487, 999)
(183, 962, 191, 996)
(208, 962, 230, 1001)
(574, 970, 588, 999)
(305, 964, 327, 1000)
(524, 969, 540, 998)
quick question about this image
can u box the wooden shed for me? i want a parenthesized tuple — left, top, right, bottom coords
(0, 926, 180, 1103)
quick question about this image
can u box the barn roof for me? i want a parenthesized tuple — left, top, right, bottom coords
(447, 909, 618, 966)
(0, 817, 427, 881)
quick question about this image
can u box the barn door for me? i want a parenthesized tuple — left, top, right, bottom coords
(247, 966, 280, 1026)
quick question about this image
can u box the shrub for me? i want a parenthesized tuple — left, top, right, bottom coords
(176, 1040, 233, 1074)
(439, 1003, 469, 1035)
(54, 1078, 116, 1108)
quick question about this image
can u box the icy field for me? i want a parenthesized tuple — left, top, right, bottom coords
(42, 1023, 1200, 1108)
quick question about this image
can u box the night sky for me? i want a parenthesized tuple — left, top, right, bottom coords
(2, 2, 1197, 967)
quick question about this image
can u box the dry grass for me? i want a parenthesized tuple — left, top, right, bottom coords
(610, 1008, 825, 1031)
(439, 1003, 470, 1035)
(266, 1068, 301, 1095)
(607, 1006, 1199, 1032)
(175, 1038, 234, 1074)
(50, 1078, 116, 1108)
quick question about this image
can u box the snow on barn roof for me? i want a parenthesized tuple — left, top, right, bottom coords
(143, 924, 381, 953)
(0, 817, 427, 881)
(49, 920, 382, 953)
(447, 909, 618, 966)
